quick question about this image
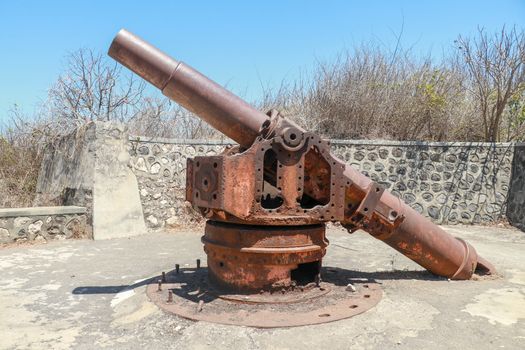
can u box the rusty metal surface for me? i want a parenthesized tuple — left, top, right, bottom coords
(188, 132, 346, 225)
(146, 267, 382, 328)
(108, 29, 268, 148)
(217, 285, 331, 304)
(343, 182, 497, 279)
(203, 221, 328, 292)
(109, 28, 495, 301)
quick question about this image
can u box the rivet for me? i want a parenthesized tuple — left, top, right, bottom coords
(346, 283, 357, 292)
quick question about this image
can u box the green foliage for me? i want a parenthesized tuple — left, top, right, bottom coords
(418, 71, 447, 112)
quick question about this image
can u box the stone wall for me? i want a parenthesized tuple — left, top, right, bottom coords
(331, 140, 514, 225)
(507, 143, 525, 231)
(128, 137, 227, 229)
(128, 137, 519, 229)
(0, 206, 89, 243)
(33, 122, 524, 234)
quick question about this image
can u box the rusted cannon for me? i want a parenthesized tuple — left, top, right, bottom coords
(109, 29, 494, 296)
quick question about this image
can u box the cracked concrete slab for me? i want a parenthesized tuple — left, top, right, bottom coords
(0, 224, 523, 349)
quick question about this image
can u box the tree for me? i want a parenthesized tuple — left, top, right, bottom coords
(456, 26, 525, 142)
(45, 48, 222, 140)
(47, 48, 145, 126)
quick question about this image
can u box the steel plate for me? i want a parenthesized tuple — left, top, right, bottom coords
(146, 266, 382, 328)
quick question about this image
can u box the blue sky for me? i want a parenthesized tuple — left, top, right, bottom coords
(0, 0, 524, 121)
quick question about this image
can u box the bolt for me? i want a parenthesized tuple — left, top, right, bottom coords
(157, 279, 162, 292)
(175, 264, 180, 274)
(167, 290, 173, 303)
(281, 288, 286, 294)
(346, 283, 357, 292)
(197, 300, 204, 312)
(162, 271, 166, 283)
(315, 274, 321, 287)
(196, 259, 201, 269)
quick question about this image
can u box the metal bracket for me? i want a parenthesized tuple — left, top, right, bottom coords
(355, 183, 385, 219)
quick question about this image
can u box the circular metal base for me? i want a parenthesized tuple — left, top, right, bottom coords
(146, 267, 382, 328)
(203, 221, 328, 292)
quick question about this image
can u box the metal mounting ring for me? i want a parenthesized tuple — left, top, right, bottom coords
(278, 128, 306, 152)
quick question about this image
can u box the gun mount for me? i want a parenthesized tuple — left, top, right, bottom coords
(108, 29, 495, 327)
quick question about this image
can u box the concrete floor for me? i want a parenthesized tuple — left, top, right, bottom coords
(0, 224, 524, 350)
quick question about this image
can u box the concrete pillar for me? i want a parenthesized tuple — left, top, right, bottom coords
(35, 121, 146, 239)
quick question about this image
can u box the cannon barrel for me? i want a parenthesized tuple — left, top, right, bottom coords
(108, 29, 269, 148)
(108, 29, 495, 280)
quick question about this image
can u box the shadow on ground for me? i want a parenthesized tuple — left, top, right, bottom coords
(71, 266, 441, 298)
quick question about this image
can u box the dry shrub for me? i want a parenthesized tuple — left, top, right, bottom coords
(0, 108, 45, 207)
(259, 27, 525, 142)
(305, 48, 473, 141)
(0, 143, 40, 207)
(126, 97, 223, 140)
(257, 46, 476, 141)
